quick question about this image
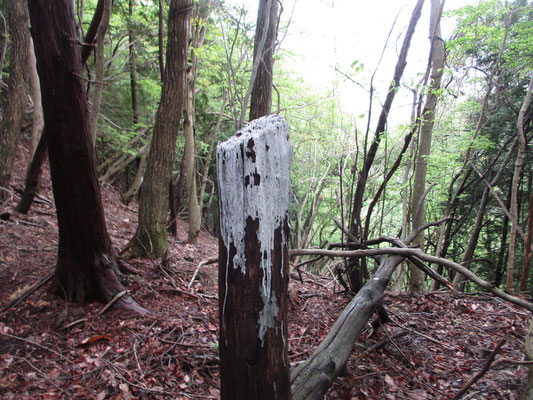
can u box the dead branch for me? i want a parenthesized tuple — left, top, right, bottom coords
(404, 216, 452, 244)
(187, 256, 218, 289)
(289, 247, 533, 312)
(372, 235, 454, 290)
(365, 330, 409, 353)
(1, 272, 54, 313)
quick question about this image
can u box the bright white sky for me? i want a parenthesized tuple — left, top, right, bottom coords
(229, 0, 477, 125)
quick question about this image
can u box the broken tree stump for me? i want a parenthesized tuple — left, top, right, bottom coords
(217, 115, 292, 400)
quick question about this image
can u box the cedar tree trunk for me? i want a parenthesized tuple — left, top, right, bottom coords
(125, 0, 191, 258)
(15, 0, 105, 214)
(0, 0, 29, 201)
(28, 0, 146, 313)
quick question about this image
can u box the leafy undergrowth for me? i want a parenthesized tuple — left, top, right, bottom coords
(0, 141, 530, 399)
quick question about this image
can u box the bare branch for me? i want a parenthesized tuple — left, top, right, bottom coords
(289, 247, 533, 312)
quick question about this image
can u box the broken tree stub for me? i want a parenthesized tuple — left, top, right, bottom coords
(217, 115, 292, 400)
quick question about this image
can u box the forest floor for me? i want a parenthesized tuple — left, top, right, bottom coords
(0, 140, 531, 399)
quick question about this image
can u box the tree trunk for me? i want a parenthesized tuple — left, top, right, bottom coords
(409, 0, 444, 291)
(217, 115, 291, 400)
(525, 318, 533, 400)
(15, 128, 47, 214)
(0, 10, 7, 77)
(80, 0, 104, 65)
(248, 0, 278, 122)
(0, 0, 29, 201)
(346, 0, 424, 292)
(122, 147, 148, 205)
(521, 193, 533, 293)
(15, 0, 103, 214)
(158, 0, 165, 82)
(28, 0, 146, 314)
(291, 255, 404, 400)
(198, 94, 228, 210)
(128, 0, 139, 124)
(453, 187, 489, 290)
(350, 0, 424, 239)
(125, 0, 191, 258)
(184, 70, 202, 243)
(167, 153, 186, 235)
(88, 0, 111, 147)
(184, 0, 210, 243)
(506, 75, 533, 293)
(28, 34, 43, 156)
(167, 179, 177, 235)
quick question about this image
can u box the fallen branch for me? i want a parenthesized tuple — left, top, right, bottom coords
(377, 235, 454, 290)
(1, 272, 54, 313)
(365, 329, 409, 353)
(289, 247, 533, 312)
(291, 255, 404, 400)
(187, 256, 218, 290)
(97, 290, 126, 316)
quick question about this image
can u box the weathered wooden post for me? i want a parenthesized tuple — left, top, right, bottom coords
(217, 115, 292, 400)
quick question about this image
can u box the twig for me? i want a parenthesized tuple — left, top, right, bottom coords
(452, 337, 506, 400)
(61, 318, 89, 330)
(382, 236, 454, 290)
(19, 356, 68, 394)
(97, 290, 126, 316)
(0, 331, 71, 362)
(382, 326, 415, 367)
(187, 256, 218, 289)
(491, 357, 533, 367)
(393, 321, 455, 351)
(1, 272, 54, 313)
(365, 330, 409, 353)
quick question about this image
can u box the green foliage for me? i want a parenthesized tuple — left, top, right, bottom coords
(447, 0, 533, 74)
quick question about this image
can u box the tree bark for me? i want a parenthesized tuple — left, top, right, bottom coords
(217, 115, 291, 400)
(15, 0, 103, 214)
(0, 0, 29, 201)
(506, 75, 533, 293)
(184, 70, 202, 243)
(88, 0, 112, 146)
(15, 128, 47, 214)
(125, 0, 191, 258)
(27, 0, 146, 314)
(521, 193, 533, 293)
(128, 0, 139, 124)
(248, 0, 278, 122)
(28, 34, 43, 156)
(409, 0, 445, 291)
(158, 0, 165, 82)
(184, 0, 210, 243)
